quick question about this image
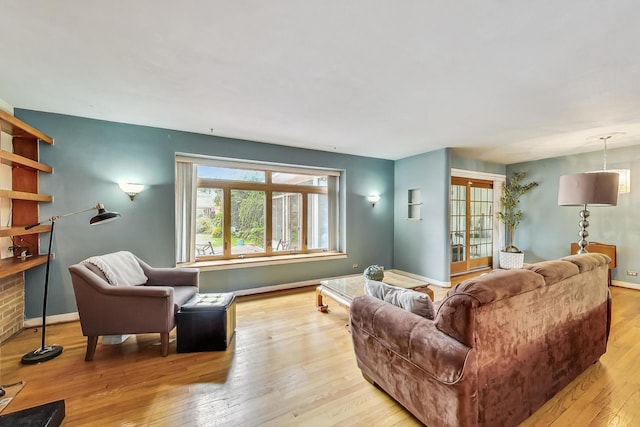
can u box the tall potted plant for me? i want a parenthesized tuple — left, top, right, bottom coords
(497, 171, 538, 268)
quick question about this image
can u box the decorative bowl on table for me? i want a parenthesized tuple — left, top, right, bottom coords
(363, 264, 384, 281)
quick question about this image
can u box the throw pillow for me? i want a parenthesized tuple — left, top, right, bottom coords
(365, 280, 435, 320)
(83, 251, 148, 286)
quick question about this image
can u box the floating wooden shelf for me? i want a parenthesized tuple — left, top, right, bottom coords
(0, 254, 53, 279)
(0, 225, 52, 238)
(0, 189, 53, 202)
(0, 109, 54, 144)
(0, 150, 53, 173)
(0, 111, 54, 276)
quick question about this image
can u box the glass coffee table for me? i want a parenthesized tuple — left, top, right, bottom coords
(316, 270, 436, 312)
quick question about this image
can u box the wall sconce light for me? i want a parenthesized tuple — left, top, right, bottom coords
(590, 135, 631, 194)
(367, 194, 381, 207)
(614, 168, 631, 194)
(119, 183, 145, 201)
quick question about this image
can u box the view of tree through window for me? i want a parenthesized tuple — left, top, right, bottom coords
(185, 160, 339, 261)
(231, 190, 265, 254)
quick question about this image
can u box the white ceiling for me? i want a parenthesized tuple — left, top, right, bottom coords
(2, 1, 640, 164)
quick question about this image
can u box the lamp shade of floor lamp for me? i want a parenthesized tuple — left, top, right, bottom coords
(21, 203, 121, 364)
(558, 172, 618, 254)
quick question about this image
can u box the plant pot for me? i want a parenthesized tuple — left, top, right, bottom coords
(499, 251, 524, 269)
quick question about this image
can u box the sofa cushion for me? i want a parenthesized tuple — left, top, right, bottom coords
(447, 268, 545, 305)
(562, 253, 611, 273)
(365, 280, 435, 320)
(524, 259, 579, 286)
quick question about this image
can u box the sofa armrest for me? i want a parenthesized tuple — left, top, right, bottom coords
(351, 295, 472, 384)
(94, 284, 173, 298)
(144, 267, 199, 287)
(135, 256, 199, 287)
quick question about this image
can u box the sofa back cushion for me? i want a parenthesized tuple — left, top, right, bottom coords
(524, 259, 579, 285)
(447, 268, 545, 305)
(434, 254, 608, 348)
(562, 253, 611, 273)
(435, 268, 545, 346)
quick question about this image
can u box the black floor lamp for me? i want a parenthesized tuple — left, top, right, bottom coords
(21, 203, 121, 364)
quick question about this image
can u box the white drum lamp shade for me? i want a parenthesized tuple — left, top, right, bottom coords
(558, 172, 619, 207)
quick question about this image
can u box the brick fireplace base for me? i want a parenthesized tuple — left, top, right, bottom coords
(0, 273, 24, 344)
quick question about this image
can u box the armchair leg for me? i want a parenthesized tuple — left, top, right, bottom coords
(160, 332, 169, 357)
(85, 336, 98, 361)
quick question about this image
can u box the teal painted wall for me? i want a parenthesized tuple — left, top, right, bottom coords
(16, 110, 395, 318)
(23, 105, 638, 319)
(393, 148, 450, 283)
(508, 144, 639, 283)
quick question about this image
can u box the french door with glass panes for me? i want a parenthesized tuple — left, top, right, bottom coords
(450, 177, 494, 275)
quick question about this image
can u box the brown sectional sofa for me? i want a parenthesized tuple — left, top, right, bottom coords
(350, 253, 611, 426)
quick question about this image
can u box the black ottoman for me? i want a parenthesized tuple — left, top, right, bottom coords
(176, 293, 236, 352)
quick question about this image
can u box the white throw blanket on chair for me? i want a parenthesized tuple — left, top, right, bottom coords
(83, 251, 148, 286)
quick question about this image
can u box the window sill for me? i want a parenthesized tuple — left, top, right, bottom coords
(180, 252, 348, 271)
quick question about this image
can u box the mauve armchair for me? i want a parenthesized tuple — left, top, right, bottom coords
(68, 251, 199, 361)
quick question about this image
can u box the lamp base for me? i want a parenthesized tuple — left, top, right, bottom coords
(576, 206, 590, 254)
(21, 345, 63, 364)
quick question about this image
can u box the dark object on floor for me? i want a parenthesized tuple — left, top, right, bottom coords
(0, 400, 65, 426)
(0, 388, 4, 398)
(176, 293, 236, 352)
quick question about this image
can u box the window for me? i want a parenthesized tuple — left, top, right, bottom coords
(176, 155, 341, 264)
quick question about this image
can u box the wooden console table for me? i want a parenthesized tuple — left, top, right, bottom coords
(570, 242, 616, 286)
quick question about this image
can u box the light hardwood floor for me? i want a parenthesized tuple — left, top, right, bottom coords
(450, 268, 491, 287)
(1, 286, 639, 426)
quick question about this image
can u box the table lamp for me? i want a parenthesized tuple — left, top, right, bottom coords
(558, 172, 618, 254)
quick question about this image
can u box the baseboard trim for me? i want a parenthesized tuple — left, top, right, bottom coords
(612, 280, 640, 291)
(233, 278, 321, 296)
(24, 312, 79, 328)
